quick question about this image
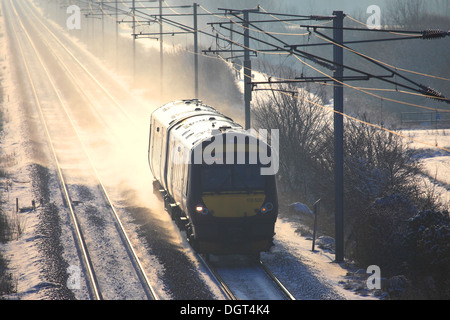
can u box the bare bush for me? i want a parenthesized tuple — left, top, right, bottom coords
(253, 67, 448, 297)
(386, 0, 427, 28)
(406, 209, 450, 299)
(253, 74, 330, 203)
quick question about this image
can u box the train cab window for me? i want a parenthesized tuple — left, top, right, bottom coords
(201, 166, 232, 192)
(200, 164, 265, 193)
(233, 165, 265, 190)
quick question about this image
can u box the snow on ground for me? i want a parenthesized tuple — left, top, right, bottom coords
(0, 9, 59, 298)
(4, 0, 449, 301)
(402, 128, 450, 206)
(262, 218, 378, 300)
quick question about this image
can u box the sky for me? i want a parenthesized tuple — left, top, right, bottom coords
(164, 0, 448, 18)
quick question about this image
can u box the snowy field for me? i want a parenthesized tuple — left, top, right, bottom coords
(403, 129, 450, 206)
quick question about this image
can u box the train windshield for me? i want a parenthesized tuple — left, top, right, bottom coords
(200, 164, 266, 192)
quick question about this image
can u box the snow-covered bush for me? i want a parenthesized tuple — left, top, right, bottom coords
(253, 77, 449, 298)
(253, 78, 330, 205)
(406, 210, 450, 299)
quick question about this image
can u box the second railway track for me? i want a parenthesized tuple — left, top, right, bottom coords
(4, 0, 157, 300)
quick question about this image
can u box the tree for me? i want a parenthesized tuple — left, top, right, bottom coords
(386, 0, 427, 28)
(253, 69, 329, 201)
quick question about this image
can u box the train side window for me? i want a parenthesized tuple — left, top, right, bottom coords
(180, 151, 185, 187)
(184, 165, 190, 196)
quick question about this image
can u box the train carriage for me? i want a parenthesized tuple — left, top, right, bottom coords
(148, 99, 278, 254)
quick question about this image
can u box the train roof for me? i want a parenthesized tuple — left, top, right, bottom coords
(174, 114, 244, 148)
(151, 99, 227, 129)
(152, 99, 248, 148)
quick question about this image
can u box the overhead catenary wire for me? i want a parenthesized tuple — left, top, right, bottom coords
(275, 88, 450, 153)
(344, 14, 450, 82)
(100, 0, 448, 89)
(204, 10, 450, 153)
(309, 31, 449, 103)
(85, 1, 450, 89)
(159, 5, 450, 112)
(77, 0, 450, 152)
(206, 13, 450, 112)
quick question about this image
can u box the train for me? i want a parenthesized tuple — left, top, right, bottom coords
(148, 99, 278, 255)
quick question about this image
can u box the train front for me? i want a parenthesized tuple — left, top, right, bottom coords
(187, 130, 278, 255)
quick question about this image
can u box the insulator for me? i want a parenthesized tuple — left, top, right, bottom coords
(311, 15, 333, 21)
(427, 87, 442, 98)
(311, 57, 335, 71)
(421, 29, 447, 40)
(420, 85, 449, 103)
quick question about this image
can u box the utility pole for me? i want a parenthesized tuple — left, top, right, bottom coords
(132, 0, 136, 80)
(243, 10, 252, 130)
(237, 7, 260, 129)
(193, 3, 199, 98)
(84, 7, 89, 43)
(128, 2, 201, 98)
(115, 0, 119, 69)
(333, 10, 344, 263)
(101, 0, 104, 58)
(159, 0, 164, 97)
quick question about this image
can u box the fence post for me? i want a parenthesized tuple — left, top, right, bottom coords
(311, 199, 321, 252)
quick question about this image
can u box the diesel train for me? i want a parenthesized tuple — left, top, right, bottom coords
(148, 99, 278, 254)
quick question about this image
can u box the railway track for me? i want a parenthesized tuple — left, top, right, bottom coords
(199, 254, 295, 300)
(17, 0, 143, 138)
(4, 0, 158, 300)
(4, 0, 297, 301)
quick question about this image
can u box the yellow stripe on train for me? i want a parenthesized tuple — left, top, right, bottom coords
(202, 192, 266, 218)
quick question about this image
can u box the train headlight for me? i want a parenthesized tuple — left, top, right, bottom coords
(260, 202, 274, 214)
(195, 204, 209, 215)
